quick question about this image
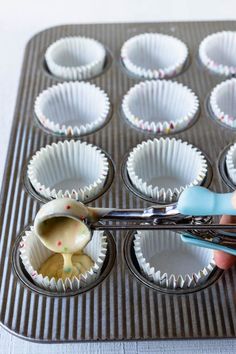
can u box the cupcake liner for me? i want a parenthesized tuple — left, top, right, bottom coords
(134, 230, 215, 289)
(20, 226, 107, 292)
(34, 81, 110, 137)
(209, 78, 236, 128)
(27, 140, 109, 202)
(199, 31, 236, 76)
(122, 80, 199, 134)
(127, 138, 207, 203)
(226, 142, 236, 184)
(45, 36, 106, 80)
(121, 33, 188, 79)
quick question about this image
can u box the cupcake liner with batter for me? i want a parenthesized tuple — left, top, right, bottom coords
(20, 227, 107, 292)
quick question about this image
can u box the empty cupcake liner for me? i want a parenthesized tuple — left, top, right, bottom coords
(45, 36, 106, 80)
(27, 140, 109, 202)
(34, 81, 110, 137)
(20, 226, 107, 292)
(122, 80, 199, 134)
(127, 138, 208, 203)
(199, 31, 236, 76)
(121, 33, 188, 79)
(209, 78, 236, 128)
(134, 230, 215, 289)
(226, 143, 236, 184)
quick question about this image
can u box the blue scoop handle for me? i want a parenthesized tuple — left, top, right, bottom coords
(177, 186, 236, 216)
(177, 186, 236, 256)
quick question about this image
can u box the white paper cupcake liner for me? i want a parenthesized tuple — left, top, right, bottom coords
(134, 230, 215, 289)
(121, 33, 188, 79)
(20, 226, 108, 292)
(199, 31, 236, 76)
(226, 143, 236, 184)
(27, 140, 109, 201)
(122, 80, 199, 134)
(34, 81, 110, 137)
(45, 36, 106, 80)
(127, 138, 208, 203)
(209, 78, 236, 128)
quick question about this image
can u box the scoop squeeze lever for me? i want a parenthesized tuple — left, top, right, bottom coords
(177, 186, 236, 216)
(177, 186, 236, 256)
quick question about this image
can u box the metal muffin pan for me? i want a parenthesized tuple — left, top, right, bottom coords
(1, 21, 236, 342)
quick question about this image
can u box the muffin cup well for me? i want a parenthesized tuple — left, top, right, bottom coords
(45, 36, 106, 80)
(199, 31, 236, 76)
(126, 138, 208, 203)
(34, 81, 110, 137)
(226, 143, 236, 184)
(209, 78, 236, 128)
(134, 230, 215, 290)
(27, 140, 109, 202)
(121, 33, 188, 79)
(20, 227, 107, 292)
(122, 80, 199, 134)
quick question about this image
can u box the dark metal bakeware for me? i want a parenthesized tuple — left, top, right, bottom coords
(1, 21, 236, 342)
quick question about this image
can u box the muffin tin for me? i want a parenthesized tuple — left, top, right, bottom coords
(1, 21, 236, 342)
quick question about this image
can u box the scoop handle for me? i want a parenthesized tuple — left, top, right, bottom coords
(177, 186, 236, 216)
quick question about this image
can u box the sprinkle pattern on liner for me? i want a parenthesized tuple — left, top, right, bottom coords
(122, 80, 199, 134)
(199, 31, 236, 76)
(27, 140, 109, 202)
(126, 137, 208, 203)
(121, 33, 188, 79)
(45, 36, 106, 80)
(34, 81, 110, 137)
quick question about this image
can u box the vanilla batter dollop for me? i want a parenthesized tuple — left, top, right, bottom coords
(39, 251, 94, 280)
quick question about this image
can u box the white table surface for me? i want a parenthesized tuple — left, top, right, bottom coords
(1, 0, 236, 352)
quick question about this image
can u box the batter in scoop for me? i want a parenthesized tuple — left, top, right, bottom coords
(38, 251, 94, 280)
(38, 217, 91, 253)
(37, 214, 92, 278)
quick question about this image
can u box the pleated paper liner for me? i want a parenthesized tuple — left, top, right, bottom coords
(20, 227, 107, 292)
(199, 31, 236, 76)
(121, 33, 188, 79)
(122, 80, 199, 134)
(45, 36, 106, 80)
(126, 137, 208, 203)
(34, 81, 111, 137)
(134, 230, 215, 290)
(209, 78, 236, 128)
(226, 142, 236, 184)
(27, 140, 109, 202)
